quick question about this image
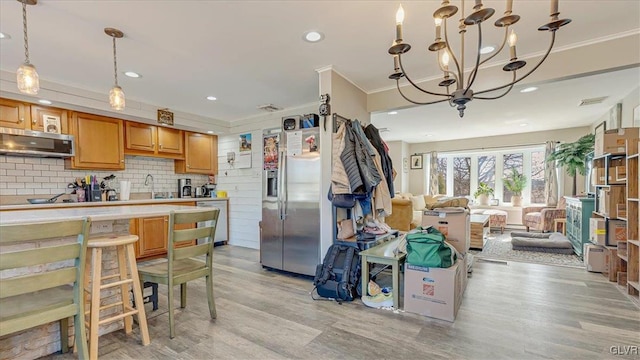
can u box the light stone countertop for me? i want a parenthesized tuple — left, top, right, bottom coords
(0, 197, 228, 212)
(0, 204, 219, 225)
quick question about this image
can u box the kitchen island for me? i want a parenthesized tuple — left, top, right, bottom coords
(0, 203, 212, 360)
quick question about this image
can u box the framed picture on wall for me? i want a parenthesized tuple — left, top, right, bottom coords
(634, 105, 640, 127)
(410, 154, 422, 169)
(607, 103, 622, 130)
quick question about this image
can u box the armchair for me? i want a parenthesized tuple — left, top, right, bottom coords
(384, 197, 414, 231)
(522, 197, 567, 232)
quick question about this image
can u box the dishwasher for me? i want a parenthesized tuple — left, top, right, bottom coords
(196, 201, 225, 245)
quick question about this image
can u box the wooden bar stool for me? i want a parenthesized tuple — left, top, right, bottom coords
(553, 218, 567, 235)
(85, 235, 150, 359)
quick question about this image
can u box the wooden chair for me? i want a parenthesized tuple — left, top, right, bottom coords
(137, 208, 220, 338)
(0, 218, 91, 359)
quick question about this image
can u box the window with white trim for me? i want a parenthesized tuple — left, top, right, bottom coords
(436, 146, 547, 205)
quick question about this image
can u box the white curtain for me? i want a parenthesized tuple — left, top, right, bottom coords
(429, 151, 439, 195)
(544, 141, 558, 206)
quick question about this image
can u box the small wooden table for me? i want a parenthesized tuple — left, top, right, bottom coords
(554, 218, 567, 235)
(359, 238, 406, 309)
(470, 214, 490, 249)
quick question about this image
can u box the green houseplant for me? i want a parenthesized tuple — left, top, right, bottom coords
(546, 133, 595, 196)
(473, 182, 494, 205)
(503, 169, 527, 206)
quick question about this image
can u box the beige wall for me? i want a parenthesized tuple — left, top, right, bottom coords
(407, 126, 592, 197)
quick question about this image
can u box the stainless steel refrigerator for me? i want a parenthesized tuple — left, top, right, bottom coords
(261, 126, 321, 276)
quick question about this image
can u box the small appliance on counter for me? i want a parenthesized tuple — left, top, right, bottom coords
(178, 178, 192, 198)
(202, 184, 217, 197)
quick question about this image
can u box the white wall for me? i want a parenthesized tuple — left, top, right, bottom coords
(216, 104, 317, 249)
(590, 86, 640, 130)
(386, 140, 408, 193)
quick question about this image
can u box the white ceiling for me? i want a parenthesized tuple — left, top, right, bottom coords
(0, 1, 639, 140)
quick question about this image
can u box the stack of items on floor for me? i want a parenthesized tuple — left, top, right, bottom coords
(510, 231, 574, 254)
(402, 208, 471, 322)
(584, 218, 627, 281)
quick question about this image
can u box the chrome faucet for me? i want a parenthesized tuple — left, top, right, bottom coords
(144, 174, 155, 199)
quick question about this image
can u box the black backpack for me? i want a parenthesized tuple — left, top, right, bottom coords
(312, 243, 361, 302)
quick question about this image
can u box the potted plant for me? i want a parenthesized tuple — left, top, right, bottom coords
(546, 133, 595, 196)
(473, 182, 494, 206)
(503, 169, 527, 207)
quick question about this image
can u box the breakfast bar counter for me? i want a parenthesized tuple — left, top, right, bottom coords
(0, 204, 199, 225)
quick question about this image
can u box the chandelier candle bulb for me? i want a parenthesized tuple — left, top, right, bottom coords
(508, 29, 517, 60)
(395, 5, 404, 42)
(441, 50, 450, 71)
(551, 0, 559, 16)
(435, 17, 442, 39)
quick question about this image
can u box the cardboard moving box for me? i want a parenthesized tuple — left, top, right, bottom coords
(584, 244, 606, 273)
(422, 209, 470, 255)
(595, 127, 639, 156)
(589, 218, 627, 246)
(403, 260, 465, 322)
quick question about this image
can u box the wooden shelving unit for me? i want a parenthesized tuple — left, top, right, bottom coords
(625, 139, 639, 298)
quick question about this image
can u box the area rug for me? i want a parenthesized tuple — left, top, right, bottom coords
(470, 230, 584, 268)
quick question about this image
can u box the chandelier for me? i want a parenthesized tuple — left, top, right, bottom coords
(388, 0, 571, 117)
(105, 28, 126, 111)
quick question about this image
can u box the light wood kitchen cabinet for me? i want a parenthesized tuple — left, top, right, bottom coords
(66, 112, 125, 170)
(124, 121, 184, 159)
(0, 98, 31, 129)
(29, 105, 69, 133)
(134, 216, 169, 259)
(175, 131, 218, 174)
(0, 99, 69, 133)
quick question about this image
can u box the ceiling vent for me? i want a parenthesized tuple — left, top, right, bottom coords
(257, 103, 282, 112)
(378, 127, 390, 132)
(579, 96, 608, 106)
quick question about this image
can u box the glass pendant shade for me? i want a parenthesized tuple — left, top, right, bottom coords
(109, 85, 125, 110)
(16, 62, 39, 95)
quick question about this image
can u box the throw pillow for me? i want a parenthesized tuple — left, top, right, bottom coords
(411, 195, 426, 211)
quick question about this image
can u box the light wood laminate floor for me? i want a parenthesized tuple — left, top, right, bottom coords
(48, 246, 639, 360)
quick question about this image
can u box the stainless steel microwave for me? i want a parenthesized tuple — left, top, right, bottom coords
(0, 127, 75, 158)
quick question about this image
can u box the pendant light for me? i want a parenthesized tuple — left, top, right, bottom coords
(16, 0, 39, 95)
(105, 27, 125, 110)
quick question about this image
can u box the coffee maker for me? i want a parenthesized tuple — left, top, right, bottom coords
(178, 178, 192, 198)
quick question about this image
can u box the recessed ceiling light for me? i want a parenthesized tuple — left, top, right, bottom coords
(479, 45, 495, 54)
(0, 32, 10, 39)
(206, 96, 217, 101)
(38, 99, 52, 105)
(303, 31, 324, 43)
(124, 71, 141, 78)
(425, 134, 433, 137)
(520, 123, 528, 127)
(387, 111, 398, 115)
(207, 131, 214, 134)
(520, 86, 538, 93)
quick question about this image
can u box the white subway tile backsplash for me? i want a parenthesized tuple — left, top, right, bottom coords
(16, 189, 35, 195)
(0, 163, 16, 170)
(6, 170, 24, 177)
(0, 176, 16, 183)
(23, 158, 41, 164)
(7, 183, 25, 189)
(25, 170, 42, 177)
(5, 157, 24, 164)
(15, 164, 33, 170)
(16, 177, 35, 183)
(40, 159, 57, 165)
(32, 165, 49, 171)
(0, 189, 17, 195)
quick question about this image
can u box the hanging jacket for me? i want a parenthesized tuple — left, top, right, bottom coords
(340, 123, 364, 194)
(331, 123, 351, 194)
(364, 124, 395, 197)
(371, 147, 392, 216)
(342, 121, 381, 194)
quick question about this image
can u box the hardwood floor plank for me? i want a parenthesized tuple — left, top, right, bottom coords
(42, 245, 639, 360)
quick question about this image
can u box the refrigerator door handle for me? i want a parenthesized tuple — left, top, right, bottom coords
(282, 149, 288, 219)
(277, 148, 284, 220)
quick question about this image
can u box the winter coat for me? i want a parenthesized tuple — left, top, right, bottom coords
(341, 122, 381, 194)
(371, 146, 392, 217)
(364, 124, 395, 197)
(331, 123, 351, 194)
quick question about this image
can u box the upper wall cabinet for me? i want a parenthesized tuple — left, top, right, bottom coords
(65, 112, 125, 170)
(175, 132, 218, 175)
(124, 122, 184, 159)
(0, 98, 69, 133)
